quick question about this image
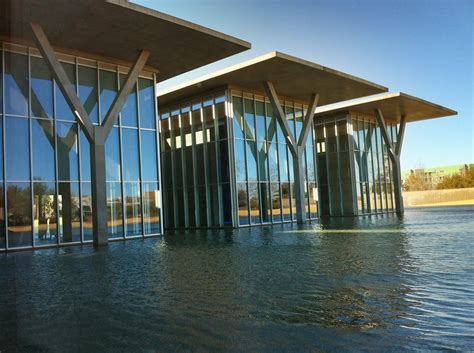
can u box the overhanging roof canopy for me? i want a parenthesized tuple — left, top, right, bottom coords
(157, 51, 387, 106)
(314, 92, 457, 123)
(0, 0, 251, 81)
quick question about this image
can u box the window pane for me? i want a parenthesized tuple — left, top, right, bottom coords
(244, 99, 255, 140)
(105, 128, 121, 181)
(256, 100, 266, 141)
(124, 182, 142, 236)
(57, 122, 79, 181)
(120, 74, 138, 127)
(7, 182, 32, 248)
(6, 117, 30, 180)
(33, 182, 57, 246)
(82, 182, 93, 241)
(143, 182, 160, 234)
(78, 65, 99, 124)
(237, 183, 249, 225)
(187, 187, 196, 227)
(222, 183, 232, 226)
(107, 182, 123, 238)
(232, 96, 244, 139)
(278, 143, 288, 182)
(31, 57, 53, 119)
(197, 186, 207, 227)
(266, 103, 277, 142)
(58, 182, 81, 243)
(219, 140, 230, 183)
(55, 62, 76, 121)
(260, 182, 271, 223)
(122, 128, 140, 181)
(138, 78, 155, 129)
(234, 139, 246, 181)
(141, 130, 158, 181)
(258, 141, 268, 181)
(0, 50, 3, 113)
(80, 127, 91, 181)
(99, 69, 117, 123)
(215, 101, 227, 140)
(249, 183, 259, 224)
(246, 141, 257, 181)
(5, 52, 28, 116)
(271, 183, 281, 222)
(0, 186, 4, 248)
(32, 118, 55, 181)
(281, 182, 291, 221)
(268, 142, 279, 182)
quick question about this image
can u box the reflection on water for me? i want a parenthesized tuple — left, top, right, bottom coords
(1, 206, 473, 352)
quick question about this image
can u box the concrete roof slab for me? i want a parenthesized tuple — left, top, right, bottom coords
(157, 51, 388, 106)
(0, 0, 251, 81)
(314, 92, 457, 123)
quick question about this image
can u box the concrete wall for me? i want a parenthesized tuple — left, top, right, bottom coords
(403, 188, 474, 207)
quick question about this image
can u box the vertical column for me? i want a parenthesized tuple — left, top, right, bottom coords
(392, 156, 404, 214)
(292, 146, 306, 223)
(90, 127, 108, 245)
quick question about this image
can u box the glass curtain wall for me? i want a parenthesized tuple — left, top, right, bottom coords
(159, 92, 231, 229)
(352, 115, 396, 214)
(232, 90, 317, 226)
(0, 42, 161, 251)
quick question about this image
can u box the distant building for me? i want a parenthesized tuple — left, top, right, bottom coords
(402, 164, 474, 190)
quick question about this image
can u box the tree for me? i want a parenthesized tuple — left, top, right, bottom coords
(437, 166, 474, 189)
(403, 172, 429, 191)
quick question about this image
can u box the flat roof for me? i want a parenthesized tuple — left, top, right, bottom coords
(157, 51, 388, 106)
(0, 0, 251, 81)
(314, 92, 457, 123)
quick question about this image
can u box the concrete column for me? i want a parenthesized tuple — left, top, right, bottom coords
(292, 146, 307, 223)
(90, 128, 108, 246)
(391, 156, 404, 215)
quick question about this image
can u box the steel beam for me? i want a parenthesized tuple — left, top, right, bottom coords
(395, 115, 406, 156)
(297, 93, 319, 147)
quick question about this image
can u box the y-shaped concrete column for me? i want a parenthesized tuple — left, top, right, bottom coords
(31, 22, 150, 245)
(263, 81, 319, 223)
(374, 109, 406, 215)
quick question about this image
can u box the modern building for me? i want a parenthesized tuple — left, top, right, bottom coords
(157, 58, 456, 229)
(0, 0, 250, 251)
(1, 1, 457, 250)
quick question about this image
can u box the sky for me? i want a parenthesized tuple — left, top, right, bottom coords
(137, 0, 473, 170)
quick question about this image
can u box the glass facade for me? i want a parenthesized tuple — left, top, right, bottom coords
(159, 92, 231, 229)
(0, 42, 161, 251)
(231, 91, 318, 226)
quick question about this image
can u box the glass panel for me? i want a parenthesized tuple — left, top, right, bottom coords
(215, 101, 227, 140)
(249, 182, 259, 224)
(57, 122, 79, 181)
(58, 182, 81, 243)
(187, 187, 196, 227)
(258, 141, 268, 182)
(31, 57, 53, 119)
(5, 52, 28, 116)
(143, 182, 160, 234)
(234, 139, 246, 181)
(0, 186, 4, 248)
(163, 189, 174, 229)
(141, 130, 158, 181)
(295, 106, 303, 140)
(55, 62, 76, 121)
(105, 128, 121, 181)
(340, 149, 354, 215)
(243, 99, 255, 140)
(138, 78, 155, 129)
(271, 183, 281, 222)
(78, 65, 99, 124)
(80, 127, 91, 181)
(237, 183, 249, 225)
(232, 96, 244, 139)
(255, 100, 266, 141)
(99, 69, 117, 123)
(337, 120, 349, 151)
(124, 182, 142, 236)
(210, 184, 220, 227)
(107, 182, 123, 238)
(208, 141, 217, 184)
(82, 182, 93, 241)
(7, 182, 32, 248)
(281, 182, 291, 221)
(266, 103, 277, 142)
(32, 118, 55, 181)
(326, 123, 337, 153)
(268, 142, 279, 182)
(278, 143, 289, 182)
(6, 117, 30, 180)
(0, 50, 2, 114)
(246, 141, 257, 181)
(285, 106, 296, 138)
(197, 186, 207, 227)
(120, 75, 138, 127)
(222, 183, 232, 226)
(33, 182, 57, 246)
(122, 128, 140, 181)
(176, 188, 185, 227)
(219, 140, 230, 183)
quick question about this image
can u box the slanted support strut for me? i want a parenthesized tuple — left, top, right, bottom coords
(263, 81, 319, 223)
(30, 22, 150, 246)
(374, 109, 407, 215)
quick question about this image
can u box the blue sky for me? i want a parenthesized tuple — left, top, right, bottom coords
(138, 0, 473, 170)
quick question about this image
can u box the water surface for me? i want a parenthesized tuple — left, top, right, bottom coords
(1, 206, 473, 352)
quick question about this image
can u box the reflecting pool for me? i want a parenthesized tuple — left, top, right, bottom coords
(1, 206, 473, 352)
